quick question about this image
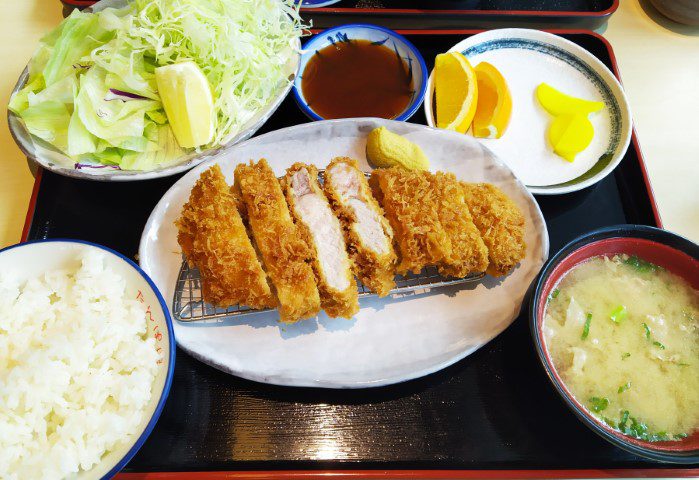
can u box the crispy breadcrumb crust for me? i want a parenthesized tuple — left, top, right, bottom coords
(370, 167, 452, 275)
(324, 157, 397, 297)
(282, 163, 359, 319)
(175, 165, 276, 309)
(432, 172, 489, 278)
(235, 159, 321, 322)
(461, 182, 526, 277)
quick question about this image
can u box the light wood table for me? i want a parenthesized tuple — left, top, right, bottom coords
(1, 0, 698, 249)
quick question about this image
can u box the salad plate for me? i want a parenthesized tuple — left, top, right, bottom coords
(8, 0, 301, 181)
(425, 29, 632, 195)
(139, 118, 549, 388)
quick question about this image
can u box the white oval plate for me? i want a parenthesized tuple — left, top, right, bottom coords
(139, 118, 549, 388)
(424, 29, 632, 195)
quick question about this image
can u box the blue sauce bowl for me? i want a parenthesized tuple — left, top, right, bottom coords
(293, 24, 427, 122)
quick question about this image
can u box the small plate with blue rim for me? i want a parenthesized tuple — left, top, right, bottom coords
(424, 29, 632, 195)
(293, 24, 427, 122)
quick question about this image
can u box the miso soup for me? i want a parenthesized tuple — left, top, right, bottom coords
(544, 254, 699, 441)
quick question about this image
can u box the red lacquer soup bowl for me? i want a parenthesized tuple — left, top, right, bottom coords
(530, 224, 699, 463)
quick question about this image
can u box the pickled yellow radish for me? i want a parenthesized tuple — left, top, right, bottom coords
(536, 83, 604, 117)
(155, 61, 214, 148)
(547, 114, 594, 162)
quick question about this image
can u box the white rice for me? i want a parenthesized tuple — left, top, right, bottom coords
(0, 250, 160, 479)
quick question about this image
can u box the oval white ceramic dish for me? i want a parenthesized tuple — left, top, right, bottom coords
(139, 118, 549, 389)
(7, 0, 300, 181)
(0, 239, 175, 479)
(424, 29, 632, 195)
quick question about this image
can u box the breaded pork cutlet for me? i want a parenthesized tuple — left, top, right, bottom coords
(234, 159, 321, 322)
(324, 158, 397, 296)
(282, 163, 359, 318)
(370, 166, 451, 275)
(175, 165, 276, 309)
(461, 182, 526, 277)
(432, 172, 489, 278)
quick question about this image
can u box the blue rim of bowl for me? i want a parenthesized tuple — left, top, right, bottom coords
(292, 24, 428, 122)
(529, 224, 699, 464)
(300, 0, 341, 6)
(0, 239, 176, 478)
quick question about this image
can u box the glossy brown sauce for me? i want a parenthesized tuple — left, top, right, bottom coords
(301, 39, 414, 120)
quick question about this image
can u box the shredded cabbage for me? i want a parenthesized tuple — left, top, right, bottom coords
(9, 0, 304, 171)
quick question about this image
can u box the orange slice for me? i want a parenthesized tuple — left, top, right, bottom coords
(472, 62, 512, 139)
(434, 52, 478, 133)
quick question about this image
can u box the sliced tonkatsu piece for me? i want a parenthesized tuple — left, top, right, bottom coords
(282, 163, 359, 318)
(461, 182, 526, 277)
(234, 159, 321, 322)
(432, 172, 489, 278)
(175, 165, 276, 309)
(369, 166, 451, 275)
(324, 157, 397, 296)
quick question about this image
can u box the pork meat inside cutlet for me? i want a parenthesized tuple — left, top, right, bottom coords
(175, 164, 275, 309)
(324, 157, 397, 297)
(432, 172, 489, 278)
(234, 159, 321, 322)
(461, 182, 526, 277)
(370, 167, 451, 275)
(283, 163, 358, 318)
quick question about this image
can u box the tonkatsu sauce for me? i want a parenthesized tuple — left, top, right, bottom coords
(301, 39, 414, 119)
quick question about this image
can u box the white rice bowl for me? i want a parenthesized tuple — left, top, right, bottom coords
(0, 242, 173, 479)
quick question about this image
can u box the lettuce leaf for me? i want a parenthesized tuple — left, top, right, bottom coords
(9, 0, 304, 171)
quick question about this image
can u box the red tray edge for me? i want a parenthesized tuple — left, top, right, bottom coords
(115, 468, 699, 479)
(17, 29, 676, 478)
(302, 0, 619, 18)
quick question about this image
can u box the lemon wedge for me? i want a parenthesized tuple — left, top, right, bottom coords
(473, 62, 512, 139)
(434, 52, 478, 133)
(548, 114, 595, 162)
(155, 61, 214, 148)
(536, 83, 604, 117)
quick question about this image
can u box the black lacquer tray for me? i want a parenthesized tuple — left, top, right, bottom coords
(21, 31, 696, 478)
(301, 1, 619, 30)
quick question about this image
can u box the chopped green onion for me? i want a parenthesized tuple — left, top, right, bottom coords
(678, 362, 690, 367)
(548, 288, 560, 302)
(621, 352, 631, 360)
(618, 410, 630, 431)
(589, 397, 609, 412)
(623, 255, 661, 273)
(618, 382, 631, 394)
(652, 341, 666, 350)
(629, 417, 649, 438)
(581, 313, 592, 340)
(609, 305, 627, 324)
(611, 410, 684, 442)
(642, 322, 651, 340)
(648, 431, 670, 442)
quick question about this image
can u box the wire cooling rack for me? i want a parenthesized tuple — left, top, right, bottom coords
(172, 168, 484, 323)
(173, 259, 484, 323)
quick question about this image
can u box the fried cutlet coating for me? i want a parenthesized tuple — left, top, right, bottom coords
(234, 159, 321, 322)
(370, 167, 452, 275)
(432, 172, 489, 278)
(324, 157, 397, 297)
(175, 165, 275, 309)
(461, 182, 526, 277)
(282, 163, 359, 319)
